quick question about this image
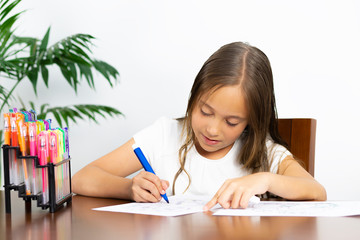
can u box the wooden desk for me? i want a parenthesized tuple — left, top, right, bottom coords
(1, 191, 360, 240)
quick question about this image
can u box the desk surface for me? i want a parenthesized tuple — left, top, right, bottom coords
(1, 191, 360, 240)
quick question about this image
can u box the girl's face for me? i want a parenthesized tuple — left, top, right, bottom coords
(191, 86, 249, 159)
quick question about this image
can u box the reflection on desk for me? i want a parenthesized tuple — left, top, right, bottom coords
(1, 191, 360, 240)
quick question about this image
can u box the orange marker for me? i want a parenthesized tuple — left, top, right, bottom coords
(17, 119, 31, 195)
(3, 113, 11, 145)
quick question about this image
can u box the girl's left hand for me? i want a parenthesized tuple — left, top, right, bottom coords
(203, 172, 270, 211)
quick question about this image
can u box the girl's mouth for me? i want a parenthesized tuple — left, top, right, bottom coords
(202, 134, 220, 145)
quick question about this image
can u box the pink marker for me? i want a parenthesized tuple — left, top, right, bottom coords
(38, 132, 48, 204)
(49, 132, 58, 163)
(28, 122, 37, 194)
(38, 133, 48, 165)
(29, 122, 37, 156)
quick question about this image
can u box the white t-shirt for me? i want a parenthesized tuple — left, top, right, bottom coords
(133, 117, 292, 197)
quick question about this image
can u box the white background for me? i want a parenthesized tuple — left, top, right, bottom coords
(3, 0, 360, 200)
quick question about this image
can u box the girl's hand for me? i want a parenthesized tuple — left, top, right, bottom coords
(204, 172, 270, 210)
(130, 170, 169, 202)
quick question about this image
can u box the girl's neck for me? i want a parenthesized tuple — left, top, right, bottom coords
(194, 141, 234, 160)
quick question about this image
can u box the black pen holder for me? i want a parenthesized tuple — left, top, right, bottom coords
(2, 145, 72, 213)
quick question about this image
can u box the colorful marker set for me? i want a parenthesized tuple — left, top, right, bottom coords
(2, 108, 72, 213)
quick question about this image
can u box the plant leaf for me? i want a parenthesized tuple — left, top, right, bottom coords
(78, 63, 94, 89)
(29, 101, 36, 110)
(26, 66, 38, 95)
(0, 1, 122, 121)
(48, 108, 63, 126)
(0, 0, 22, 22)
(73, 104, 96, 121)
(39, 27, 50, 52)
(92, 60, 119, 87)
(38, 104, 123, 127)
(39, 103, 49, 118)
(0, 84, 13, 107)
(40, 64, 49, 87)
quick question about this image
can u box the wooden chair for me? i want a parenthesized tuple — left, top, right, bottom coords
(277, 119, 317, 176)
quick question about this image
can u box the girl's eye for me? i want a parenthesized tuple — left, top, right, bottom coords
(200, 109, 211, 116)
(226, 121, 238, 127)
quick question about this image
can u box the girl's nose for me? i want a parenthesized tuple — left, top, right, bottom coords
(206, 119, 220, 137)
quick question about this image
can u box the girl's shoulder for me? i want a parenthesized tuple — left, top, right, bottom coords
(135, 116, 181, 134)
(266, 138, 290, 155)
(133, 116, 182, 154)
(150, 116, 182, 137)
(265, 137, 292, 173)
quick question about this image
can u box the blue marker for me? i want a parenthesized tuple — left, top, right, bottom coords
(132, 144, 169, 203)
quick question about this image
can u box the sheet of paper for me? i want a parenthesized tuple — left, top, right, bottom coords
(92, 195, 212, 217)
(213, 201, 360, 217)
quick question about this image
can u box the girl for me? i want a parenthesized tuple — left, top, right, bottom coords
(72, 42, 326, 210)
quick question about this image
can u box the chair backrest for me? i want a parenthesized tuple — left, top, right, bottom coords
(277, 119, 316, 176)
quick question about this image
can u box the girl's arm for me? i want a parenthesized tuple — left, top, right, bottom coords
(204, 156, 327, 210)
(72, 138, 169, 201)
(268, 156, 327, 201)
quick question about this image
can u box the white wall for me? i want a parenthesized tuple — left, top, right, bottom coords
(4, 0, 360, 200)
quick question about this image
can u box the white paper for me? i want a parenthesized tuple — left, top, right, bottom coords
(93, 195, 360, 217)
(92, 195, 211, 216)
(213, 201, 360, 217)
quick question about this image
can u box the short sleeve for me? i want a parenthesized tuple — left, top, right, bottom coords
(133, 117, 169, 166)
(266, 139, 293, 173)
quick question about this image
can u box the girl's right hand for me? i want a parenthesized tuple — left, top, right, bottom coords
(130, 170, 169, 202)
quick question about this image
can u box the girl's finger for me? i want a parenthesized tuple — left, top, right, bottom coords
(140, 171, 166, 196)
(133, 171, 162, 201)
(161, 180, 169, 189)
(135, 181, 161, 202)
(133, 192, 148, 203)
(230, 190, 243, 209)
(216, 179, 231, 196)
(160, 180, 169, 194)
(217, 188, 234, 209)
(239, 192, 254, 209)
(203, 195, 218, 211)
(217, 180, 243, 209)
(132, 183, 151, 202)
(140, 190, 160, 202)
(203, 180, 231, 210)
(140, 177, 162, 200)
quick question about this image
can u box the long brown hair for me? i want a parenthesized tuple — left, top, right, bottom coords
(172, 42, 288, 194)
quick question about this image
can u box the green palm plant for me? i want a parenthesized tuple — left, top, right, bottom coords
(0, 0, 123, 146)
